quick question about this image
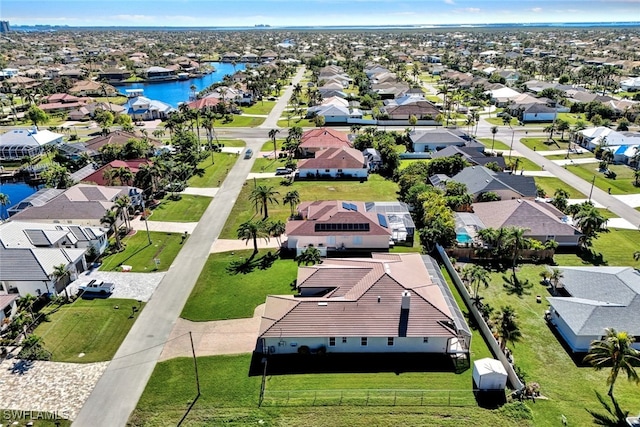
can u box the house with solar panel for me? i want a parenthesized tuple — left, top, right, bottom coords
(257, 253, 471, 359)
(0, 221, 107, 296)
(285, 201, 393, 256)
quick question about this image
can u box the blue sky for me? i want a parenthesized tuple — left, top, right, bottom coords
(2, 0, 639, 27)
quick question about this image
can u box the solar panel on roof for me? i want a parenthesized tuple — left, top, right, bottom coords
(377, 213, 388, 228)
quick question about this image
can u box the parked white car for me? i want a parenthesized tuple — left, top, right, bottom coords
(78, 279, 115, 294)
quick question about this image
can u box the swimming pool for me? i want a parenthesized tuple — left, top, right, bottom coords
(456, 233, 473, 244)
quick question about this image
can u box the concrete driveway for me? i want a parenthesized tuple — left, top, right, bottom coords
(68, 270, 166, 302)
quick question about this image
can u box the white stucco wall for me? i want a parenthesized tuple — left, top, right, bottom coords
(262, 336, 450, 354)
(288, 234, 389, 252)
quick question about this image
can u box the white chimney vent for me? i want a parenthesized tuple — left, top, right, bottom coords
(401, 291, 411, 310)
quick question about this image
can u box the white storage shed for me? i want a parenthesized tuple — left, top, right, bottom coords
(472, 358, 508, 391)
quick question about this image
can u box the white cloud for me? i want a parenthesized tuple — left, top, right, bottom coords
(444, 0, 455, 4)
(531, 7, 543, 12)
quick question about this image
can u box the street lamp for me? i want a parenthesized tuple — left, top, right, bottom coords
(509, 131, 515, 162)
(588, 175, 596, 202)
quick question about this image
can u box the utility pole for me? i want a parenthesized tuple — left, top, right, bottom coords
(141, 199, 152, 245)
(588, 175, 596, 202)
(509, 131, 515, 162)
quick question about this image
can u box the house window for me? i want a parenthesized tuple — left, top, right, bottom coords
(329, 337, 336, 347)
(353, 236, 363, 245)
(546, 235, 556, 241)
(423, 337, 429, 344)
(325, 169, 330, 173)
(387, 337, 394, 346)
(361, 337, 368, 346)
(342, 337, 347, 343)
(337, 169, 343, 172)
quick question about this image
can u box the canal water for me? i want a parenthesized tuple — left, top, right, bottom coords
(0, 181, 43, 219)
(113, 62, 246, 107)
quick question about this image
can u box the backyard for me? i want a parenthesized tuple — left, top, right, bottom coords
(219, 175, 400, 239)
(99, 231, 184, 272)
(34, 298, 143, 363)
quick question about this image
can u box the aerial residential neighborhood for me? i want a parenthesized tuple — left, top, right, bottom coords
(0, 5, 639, 427)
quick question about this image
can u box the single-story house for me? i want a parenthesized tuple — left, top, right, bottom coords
(125, 96, 174, 121)
(620, 77, 640, 91)
(285, 200, 392, 255)
(0, 128, 64, 160)
(429, 146, 506, 169)
(256, 253, 471, 356)
(410, 128, 472, 152)
(440, 166, 538, 202)
(10, 183, 142, 227)
(145, 66, 176, 81)
(547, 266, 640, 352)
(466, 199, 582, 246)
(307, 104, 362, 124)
(82, 159, 152, 186)
(297, 147, 367, 180)
(299, 128, 351, 158)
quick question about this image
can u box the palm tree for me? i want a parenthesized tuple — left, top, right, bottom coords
(574, 205, 608, 249)
(283, 190, 300, 218)
(268, 128, 280, 158)
(549, 268, 564, 295)
(267, 219, 286, 247)
(0, 193, 10, 219)
(490, 126, 498, 153)
(52, 263, 70, 302)
(504, 226, 530, 276)
(113, 195, 132, 232)
(115, 166, 134, 186)
(101, 209, 121, 251)
(634, 251, 640, 261)
(583, 328, 640, 397)
(295, 246, 322, 266)
(469, 265, 490, 306)
(587, 391, 630, 427)
(495, 305, 522, 351)
(237, 219, 269, 258)
(249, 184, 280, 220)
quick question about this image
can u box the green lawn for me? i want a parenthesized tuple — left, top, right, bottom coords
(149, 195, 212, 222)
(545, 152, 595, 161)
(534, 177, 585, 198)
(277, 118, 315, 127)
(34, 298, 143, 363)
(187, 152, 238, 188)
(478, 138, 511, 151)
(520, 137, 567, 152)
(93, 96, 128, 105)
(556, 113, 587, 126)
(220, 175, 400, 239)
(260, 138, 285, 151)
(240, 101, 276, 115)
(181, 250, 297, 321)
(565, 163, 640, 195)
(485, 117, 519, 127)
(251, 156, 290, 173)
(214, 139, 246, 148)
(216, 116, 265, 127)
(506, 157, 542, 172)
(99, 231, 184, 272)
(477, 264, 640, 426)
(554, 229, 640, 267)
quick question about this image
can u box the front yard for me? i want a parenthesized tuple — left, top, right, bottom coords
(99, 231, 184, 272)
(148, 194, 212, 222)
(534, 177, 585, 198)
(180, 249, 297, 321)
(565, 163, 640, 195)
(34, 298, 143, 363)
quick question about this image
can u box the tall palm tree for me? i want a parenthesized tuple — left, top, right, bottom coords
(249, 184, 280, 220)
(495, 305, 522, 351)
(0, 193, 10, 220)
(469, 265, 490, 306)
(113, 195, 132, 232)
(504, 226, 530, 275)
(549, 268, 564, 295)
(52, 263, 70, 301)
(490, 126, 499, 153)
(267, 219, 286, 247)
(283, 190, 300, 218)
(268, 128, 280, 158)
(101, 209, 121, 250)
(574, 206, 607, 249)
(115, 167, 134, 186)
(583, 328, 640, 397)
(237, 219, 269, 258)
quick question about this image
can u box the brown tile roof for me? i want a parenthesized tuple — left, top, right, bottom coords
(297, 147, 366, 170)
(285, 201, 391, 238)
(259, 253, 457, 338)
(300, 127, 350, 149)
(82, 159, 151, 186)
(84, 130, 161, 151)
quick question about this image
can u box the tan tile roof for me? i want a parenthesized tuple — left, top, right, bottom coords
(298, 147, 366, 170)
(300, 127, 350, 149)
(259, 253, 457, 338)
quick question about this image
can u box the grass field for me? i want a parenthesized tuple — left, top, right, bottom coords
(565, 163, 640, 195)
(260, 139, 285, 151)
(251, 156, 290, 173)
(181, 250, 297, 321)
(241, 101, 276, 115)
(34, 298, 143, 363)
(554, 228, 640, 267)
(478, 138, 511, 151)
(506, 157, 542, 171)
(99, 231, 184, 272)
(478, 263, 640, 426)
(534, 177, 585, 198)
(187, 152, 238, 187)
(277, 118, 315, 127)
(148, 194, 212, 222)
(216, 116, 265, 127)
(545, 152, 595, 161)
(219, 175, 400, 239)
(520, 137, 567, 152)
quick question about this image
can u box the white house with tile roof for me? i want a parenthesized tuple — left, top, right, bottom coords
(257, 253, 471, 355)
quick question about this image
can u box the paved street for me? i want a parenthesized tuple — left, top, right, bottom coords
(72, 66, 306, 427)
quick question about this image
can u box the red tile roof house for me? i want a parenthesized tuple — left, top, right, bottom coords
(297, 147, 368, 180)
(285, 201, 392, 256)
(81, 159, 151, 186)
(256, 253, 471, 357)
(298, 127, 351, 158)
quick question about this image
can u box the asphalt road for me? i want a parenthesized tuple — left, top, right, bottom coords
(72, 66, 306, 427)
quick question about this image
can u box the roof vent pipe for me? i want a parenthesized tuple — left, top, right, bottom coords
(401, 291, 411, 310)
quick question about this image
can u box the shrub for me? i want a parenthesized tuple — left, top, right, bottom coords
(498, 401, 534, 421)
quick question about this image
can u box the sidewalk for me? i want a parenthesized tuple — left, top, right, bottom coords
(552, 158, 599, 166)
(130, 218, 199, 234)
(210, 238, 283, 253)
